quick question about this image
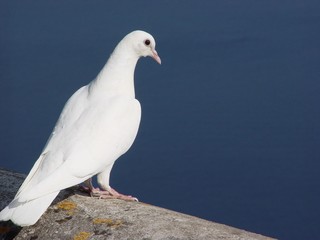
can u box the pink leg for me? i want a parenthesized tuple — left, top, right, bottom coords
(81, 178, 138, 201)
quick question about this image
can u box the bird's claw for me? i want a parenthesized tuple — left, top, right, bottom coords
(80, 185, 138, 202)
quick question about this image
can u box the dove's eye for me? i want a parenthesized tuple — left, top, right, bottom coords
(144, 39, 151, 46)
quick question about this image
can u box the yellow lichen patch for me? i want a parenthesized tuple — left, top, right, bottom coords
(0, 226, 10, 234)
(57, 200, 77, 210)
(93, 218, 123, 228)
(73, 231, 91, 240)
(57, 200, 77, 215)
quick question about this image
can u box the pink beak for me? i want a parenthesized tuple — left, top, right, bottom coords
(151, 50, 161, 65)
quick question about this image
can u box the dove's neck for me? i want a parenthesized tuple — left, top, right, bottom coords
(90, 43, 139, 99)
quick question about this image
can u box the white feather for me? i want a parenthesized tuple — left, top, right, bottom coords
(0, 30, 160, 226)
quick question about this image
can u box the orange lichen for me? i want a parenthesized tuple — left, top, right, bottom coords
(73, 231, 91, 240)
(92, 218, 123, 227)
(57, 200, 77, 210)
(56, 200, 77, 215)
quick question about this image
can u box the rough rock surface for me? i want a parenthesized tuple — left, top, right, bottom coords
(0, 169, 276, 240)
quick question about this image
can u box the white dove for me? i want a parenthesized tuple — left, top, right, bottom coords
(0, 30, 161, 226)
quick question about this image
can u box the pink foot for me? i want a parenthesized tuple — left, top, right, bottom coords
(80, 185, 138, 201)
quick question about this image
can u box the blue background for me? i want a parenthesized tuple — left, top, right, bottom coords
(1, 1, 320, 239)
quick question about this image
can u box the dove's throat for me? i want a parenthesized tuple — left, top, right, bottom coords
(90, 47, 139, 99)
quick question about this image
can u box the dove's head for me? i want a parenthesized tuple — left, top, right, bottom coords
(124, 30, 161, 64)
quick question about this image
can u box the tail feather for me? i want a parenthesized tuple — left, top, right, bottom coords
(0, 191, 59, 226)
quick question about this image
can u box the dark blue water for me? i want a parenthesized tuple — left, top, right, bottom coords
(1, 1, 320, 239)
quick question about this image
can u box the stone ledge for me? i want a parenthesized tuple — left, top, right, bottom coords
(0, 169, 276, 240)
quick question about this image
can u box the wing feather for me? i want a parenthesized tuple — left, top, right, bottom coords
(16, 94, 141, 202)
